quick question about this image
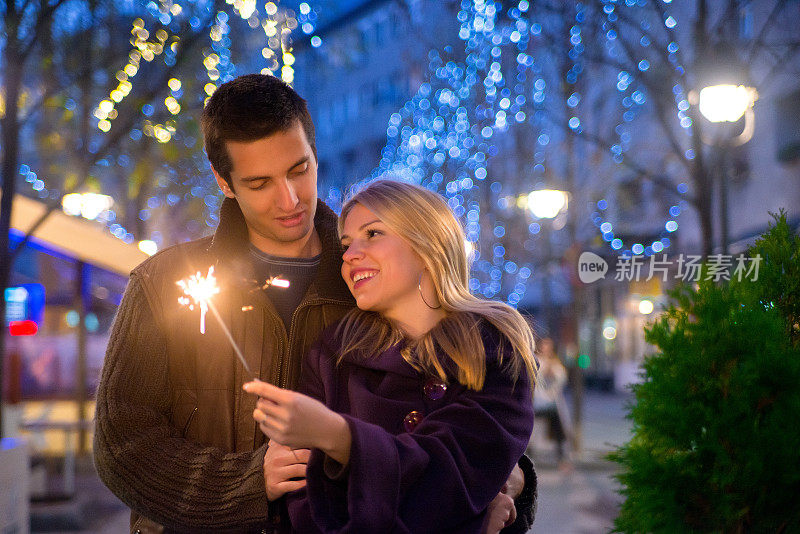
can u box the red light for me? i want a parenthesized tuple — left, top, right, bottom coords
(9, 320, 38, 336)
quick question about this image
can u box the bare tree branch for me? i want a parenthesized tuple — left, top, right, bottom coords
(544, 111, 694, 206)
(708, 0, 739, 40)
(10, 8, 217, 259)
(19, 0, 68, 59)
(755, 41, 800, 95)
(18, 45, 140, 126)
(597, 8, 693, 177)
(746, 0, 788, 63)
(647, 0, 691, 72)
(18, 0, 35, 17)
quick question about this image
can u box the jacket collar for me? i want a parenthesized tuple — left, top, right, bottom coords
(208, 196, 354, 304)
(338, 340, 420, 379)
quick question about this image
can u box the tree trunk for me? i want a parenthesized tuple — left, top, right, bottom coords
(0, 34, 24, 439)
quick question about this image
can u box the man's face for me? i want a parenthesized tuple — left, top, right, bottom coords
(213, 121, 318, 256)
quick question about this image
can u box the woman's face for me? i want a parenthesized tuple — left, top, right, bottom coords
(340, 203, 427, 320)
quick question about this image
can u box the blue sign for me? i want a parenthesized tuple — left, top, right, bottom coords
(4, 283, 45, 325)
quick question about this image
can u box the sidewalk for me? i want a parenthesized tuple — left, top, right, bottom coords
(28, 390, 633, 533)
(529, 390, 633, 533)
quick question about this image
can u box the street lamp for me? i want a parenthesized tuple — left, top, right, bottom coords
(694, 81, 757, 254)
(690, 42, 758, 254)
(524, 188, 570, 325)
(523, 189, 569, 335)
(697, 84, 758, 144)
(526, 187, 591, 457)
(525, 187, 587, 456)
(526, 189, 569, 219)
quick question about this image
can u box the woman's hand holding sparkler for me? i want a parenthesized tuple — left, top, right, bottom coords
(244, 381, 352, 466)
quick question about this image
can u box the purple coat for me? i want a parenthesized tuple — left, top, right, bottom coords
(286, 321, 534, 533)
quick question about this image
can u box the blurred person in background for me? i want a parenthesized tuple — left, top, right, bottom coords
(533, 338, 573, 472)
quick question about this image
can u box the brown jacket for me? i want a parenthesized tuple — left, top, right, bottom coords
(94, 198, 354, 533)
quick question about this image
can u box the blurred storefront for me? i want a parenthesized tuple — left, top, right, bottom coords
(3, 193, 147, 453)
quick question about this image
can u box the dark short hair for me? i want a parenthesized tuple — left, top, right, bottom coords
(201, 73, 317, 187)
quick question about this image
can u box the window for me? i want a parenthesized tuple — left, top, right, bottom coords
(776, 88, 800, 163)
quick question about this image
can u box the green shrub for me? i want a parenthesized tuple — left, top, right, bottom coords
(610, 212, 800, 533)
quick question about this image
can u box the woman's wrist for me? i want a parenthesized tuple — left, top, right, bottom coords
(320, 412, 352, 465)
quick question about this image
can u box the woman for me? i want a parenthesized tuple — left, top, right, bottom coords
(532, 338, 572, 471)
(244, 180, 536, 533)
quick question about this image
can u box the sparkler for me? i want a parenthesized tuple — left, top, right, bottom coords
(178, 268, 299, 459)
(177, 266, 252, 377)
(177, 267, 291, 380)
(177, 267, 219, 334)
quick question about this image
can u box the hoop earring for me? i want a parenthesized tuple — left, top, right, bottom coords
(418, 273, 441, 310)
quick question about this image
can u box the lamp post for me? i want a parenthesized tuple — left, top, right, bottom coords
(698, 84, 757, 254)
(691, 43, 758, 255)
(526, 189, 586, 456)
(526, 190, 569, 336)
(698, 84, 757, 255)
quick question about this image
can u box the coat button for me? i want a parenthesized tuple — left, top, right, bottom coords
(423, 378, 447, 400)
(403, 410, 424, 432)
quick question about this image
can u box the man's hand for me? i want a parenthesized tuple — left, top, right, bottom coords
(503, 463, 525, 500)
(263, 442, 310, 501)
(481, 463, 525, 532)
(482, 492, 516, 534)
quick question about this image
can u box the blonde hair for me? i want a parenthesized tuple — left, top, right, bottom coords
(336, 180, 537, 390)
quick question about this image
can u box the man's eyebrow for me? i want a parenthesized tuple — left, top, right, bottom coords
(239, 157, 309, 182)
(340, 219, 382, 241)
(240, 174, 271, 183)
(289, 156, 310, 170)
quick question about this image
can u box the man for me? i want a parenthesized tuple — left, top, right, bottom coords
(94, 74, 535, 533)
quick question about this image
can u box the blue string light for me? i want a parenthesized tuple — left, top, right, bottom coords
(589, 1, 687, 257)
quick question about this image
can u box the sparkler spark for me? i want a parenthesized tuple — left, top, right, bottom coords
(177, 266, 220, 334)
(268, 277, 290, 288)
(176, 269, 293, 380)
(177, 266, 255, 378)
(249, 276, 292, 292)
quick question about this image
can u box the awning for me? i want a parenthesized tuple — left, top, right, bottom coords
(8, 193, 149, 276)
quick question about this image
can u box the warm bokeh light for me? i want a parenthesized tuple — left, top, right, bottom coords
(270, 278, 290, 289)
(62, 193, 114, 220)
(138, 240, 158, 256)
